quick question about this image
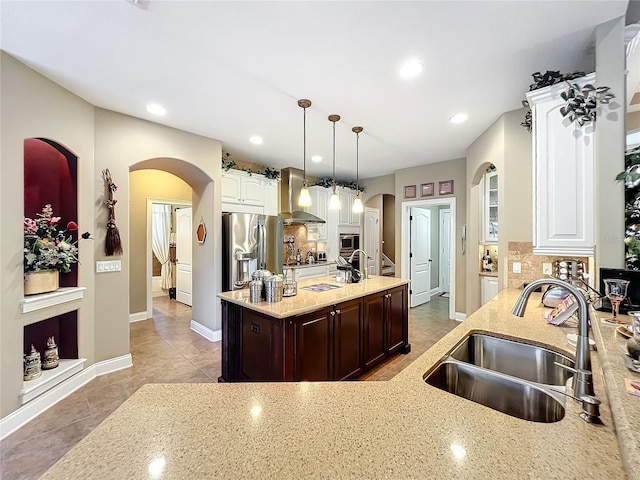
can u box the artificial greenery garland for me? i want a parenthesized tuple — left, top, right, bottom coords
(221, 153, 281, 181)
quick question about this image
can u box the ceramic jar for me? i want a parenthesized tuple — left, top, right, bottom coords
(24, 344, 42, 380)
(42, 336, 59, 370)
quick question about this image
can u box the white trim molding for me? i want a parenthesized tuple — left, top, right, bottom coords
(0, 354, 132, 441)
(454, 312, 467, 322)
(21, 287, 86, 314)
(129, 311, 149, 323)
(190, 320, 220, 342)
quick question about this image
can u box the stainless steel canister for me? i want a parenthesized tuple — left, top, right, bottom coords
(249, 279, 263, 303)
(252, 269, 272, 299)
(264, 275, 283, 302)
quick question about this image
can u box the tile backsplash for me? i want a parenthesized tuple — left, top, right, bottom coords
(507, 242, 590, 289)
(283, 225, 320, 265)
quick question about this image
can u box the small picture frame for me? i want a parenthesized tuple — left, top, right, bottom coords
(420, 183, 434, 197)
(404, 185, 416, 199)
(439, 180, 454, 195)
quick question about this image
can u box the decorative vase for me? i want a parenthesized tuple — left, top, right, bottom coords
(24, 270, 59, 295)
(24, 344, 42, 381)
(42, 336, 59, 370)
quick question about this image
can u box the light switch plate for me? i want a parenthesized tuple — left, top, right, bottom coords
(542, 262, 552, 275)
(512, 262, 522, 274)
(96, 260, 122, 273)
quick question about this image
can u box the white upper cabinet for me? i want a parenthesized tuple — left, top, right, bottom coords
(526, 73, 595, 257)
(338, 188, 361, 227)
(221, 169, 278, 215)
(481, 171, 498, 244)
(307, 186, 329, 241)
(263, 179, 278, 216)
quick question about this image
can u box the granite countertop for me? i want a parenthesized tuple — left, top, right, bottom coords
(217, 275, 410, 319)
(42, 288, 629, 479)
(479, 271, 498, 277)
(590, 309, 640, 478)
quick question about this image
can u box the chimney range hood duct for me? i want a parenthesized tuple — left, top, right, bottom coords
(279, 167, 326, 224)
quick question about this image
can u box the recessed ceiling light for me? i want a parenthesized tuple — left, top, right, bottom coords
(399, 60, 424, 79)
(449, 113, 469, 124)
(249, 135, 263, 145)
(311, 155, 322, 163)
(146, 103, 166, 116)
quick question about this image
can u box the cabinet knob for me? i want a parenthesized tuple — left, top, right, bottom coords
(335, 309, 341, 315)
(330, 311, 335, 317)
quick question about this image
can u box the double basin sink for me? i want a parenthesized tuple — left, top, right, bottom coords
(424, 333, 574, 423)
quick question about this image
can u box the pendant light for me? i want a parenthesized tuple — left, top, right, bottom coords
(328, 114, 341, 210)
(298, 99, 312, 207)
(352, 126, 364, 214)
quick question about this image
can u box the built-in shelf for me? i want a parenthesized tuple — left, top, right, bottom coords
(21, 286, 86, 314)
(21, 358, 86, 404)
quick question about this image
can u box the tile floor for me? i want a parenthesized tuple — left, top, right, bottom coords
(1, 294, 459, 480)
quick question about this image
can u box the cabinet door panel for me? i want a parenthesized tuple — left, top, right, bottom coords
(242, 177, 264, 206)
(241, 309, 282, 380)
(334, 300, 363, 380)
(293, 310, 332, 381)
(387, 286, 407, 354)
(221, 174, 242, 204)
(363, 293, 386, 369)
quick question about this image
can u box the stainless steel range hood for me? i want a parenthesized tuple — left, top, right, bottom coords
(279, 167, 326, 224)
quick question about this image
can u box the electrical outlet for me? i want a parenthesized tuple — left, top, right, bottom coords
(512, 262, 522, 274)
(542, 262, 552, 275)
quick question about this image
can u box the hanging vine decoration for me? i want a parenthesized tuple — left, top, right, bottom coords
(102, 169, 123, 256)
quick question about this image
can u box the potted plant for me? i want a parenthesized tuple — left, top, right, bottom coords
(23, 204, 79, 295)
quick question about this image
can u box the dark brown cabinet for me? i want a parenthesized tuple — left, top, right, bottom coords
(332, 299, 363, 380)
(363, 292, 386, 369)
(292, 307, 333, 381)
(220, 284, 408, 382)
(363, 286, 410, 370)
(386, 286, 408, 355)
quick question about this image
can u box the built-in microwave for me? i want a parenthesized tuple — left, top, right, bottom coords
(339, 234, 360, 251)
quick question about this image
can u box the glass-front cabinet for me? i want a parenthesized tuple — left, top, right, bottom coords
(483, 170, 498, 243)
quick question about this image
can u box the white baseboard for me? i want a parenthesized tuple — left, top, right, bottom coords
(430, 286, 442, 296)
(190, 320, 221, 342)
(129, 311, 149, 323)
(0, 354, 132, 441)
(454, 312, 467, 322)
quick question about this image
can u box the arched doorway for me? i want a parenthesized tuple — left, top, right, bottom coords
(129, 158, 220, 341)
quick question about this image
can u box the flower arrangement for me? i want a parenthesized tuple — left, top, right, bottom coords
(24, 204, 79, 273)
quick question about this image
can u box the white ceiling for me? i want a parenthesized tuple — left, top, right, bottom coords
(0, 0, 629, 180)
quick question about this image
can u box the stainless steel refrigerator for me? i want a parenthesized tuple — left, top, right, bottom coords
(222, 213, 283, 291)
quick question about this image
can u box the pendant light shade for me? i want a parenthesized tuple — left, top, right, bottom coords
(352, 126, 364, 214)
(298, 99, 312, 207)
(328, 114, 341, 210)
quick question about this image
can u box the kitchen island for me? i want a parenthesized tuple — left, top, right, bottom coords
(41, 289, 630, 479)
(218, 276, 411, 382)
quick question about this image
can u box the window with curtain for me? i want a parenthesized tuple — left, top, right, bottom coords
(152, 204, 173, 290)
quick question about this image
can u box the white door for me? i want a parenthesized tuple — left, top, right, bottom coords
(176, 207, 193, 306)
(439, 209, 451, 294)
(410, 207, 431, 307)
(364, 207, 380, 276)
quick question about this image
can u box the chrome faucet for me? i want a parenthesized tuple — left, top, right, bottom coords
(512, 278, 595, 399)
(348, 249, 372, 279)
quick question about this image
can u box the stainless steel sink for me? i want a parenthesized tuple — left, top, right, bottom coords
(425, 360, 566, 423)
(449, 333, 574, 386)
(424, 333, 574, 422)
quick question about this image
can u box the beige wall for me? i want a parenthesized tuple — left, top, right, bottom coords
(1, 52, 96, 417)
(394, 158, 467, 314)
(95, 109, 222, 363)
(129, 170, 192, 314)
(630, 111, 640, 132)
(382, 194, 396, 261)
(361, 174, 395, 197)
(595, 16, 626, 273)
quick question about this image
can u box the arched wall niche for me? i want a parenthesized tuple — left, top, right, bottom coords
(24, 137, 78, 287)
